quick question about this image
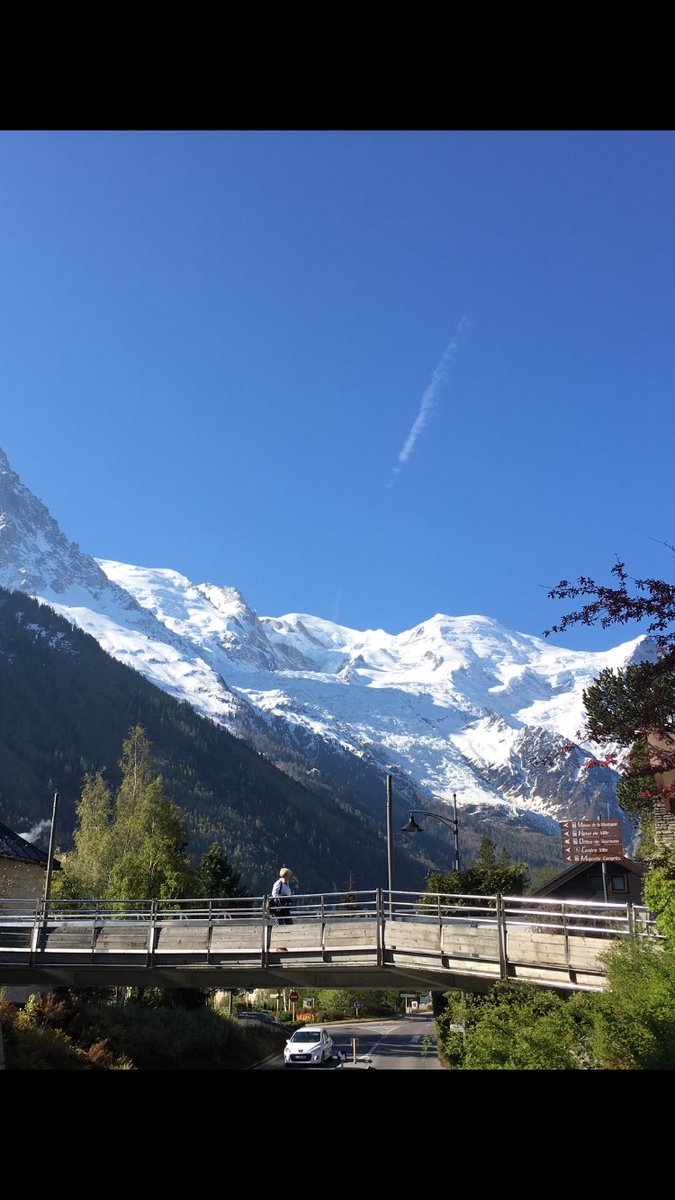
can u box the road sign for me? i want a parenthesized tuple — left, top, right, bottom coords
(289, 990, 299, 1002)
(411, 1000, 419, 1010)
(560, 819, 624, 863)
(354, 1000, 361, 1009)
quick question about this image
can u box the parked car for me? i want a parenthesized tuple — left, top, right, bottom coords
(236, 1011, 284, 1029)
(283, 1025, 334, 1066)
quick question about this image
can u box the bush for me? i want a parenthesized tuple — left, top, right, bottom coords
(0, 988, 284, 1069)
(436, 981, 597, 1070)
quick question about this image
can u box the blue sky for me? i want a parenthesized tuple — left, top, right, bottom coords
(2, 130, 673, 652)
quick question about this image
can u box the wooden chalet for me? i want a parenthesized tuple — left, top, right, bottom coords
(0, 819, 51, 908)
(530, 856, 645, 904)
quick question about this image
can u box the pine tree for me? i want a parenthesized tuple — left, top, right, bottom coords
(194, 842, 247, 898)
(426, 837, 528, 899)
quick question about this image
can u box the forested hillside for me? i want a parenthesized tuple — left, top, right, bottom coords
(0, 585, 566, 891)
(0, 587, 423, 893)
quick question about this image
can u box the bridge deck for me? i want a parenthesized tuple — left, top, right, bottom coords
(0, 890, 659, 995)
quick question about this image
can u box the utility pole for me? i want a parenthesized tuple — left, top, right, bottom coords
(386, 774, 395, 894)
(40, 789, 59, 953)
(43, 790, 59, 904)
(451, 791, 459, 872)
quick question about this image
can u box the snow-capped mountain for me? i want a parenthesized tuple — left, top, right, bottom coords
(0, 447, 643, 843)
(0, 448, 249, 730)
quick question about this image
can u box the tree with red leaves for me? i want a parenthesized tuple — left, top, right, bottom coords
(546, 557, 675, 653)
(545, 557, 675, 746)
(545, 556, 675, 835)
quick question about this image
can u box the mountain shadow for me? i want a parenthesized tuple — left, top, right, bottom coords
(0, 586, 433, 894)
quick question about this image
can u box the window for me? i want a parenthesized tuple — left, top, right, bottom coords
(609, 872, 628, 894)
(587, 869, 628, 895)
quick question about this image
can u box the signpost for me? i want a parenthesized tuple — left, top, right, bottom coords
(560, 819, 624, 863)
(560, 819, 625, 902)
(289, 990, 299, 1019)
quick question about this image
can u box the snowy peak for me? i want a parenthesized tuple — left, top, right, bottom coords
(0, 453, 248, 729)
(0, 447, 112, 599)
(0, 447, 650, 841)
(197, 582, 255, 620)
(98, 561, 283, 672)
(0, 452, 185, 648)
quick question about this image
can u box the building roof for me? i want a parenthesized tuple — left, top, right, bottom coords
(0, 820, 50, 866)
(530, 857, 645, 897)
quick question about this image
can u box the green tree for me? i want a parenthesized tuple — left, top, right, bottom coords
(194, 842, 248, 898)
(72, 770, 115, 893)
(340, 871, 360, 913)
(590, 935, 675, 1069)
(109, 776, 193, 901)
(437, 981, 597, 1070)
(426, 836, 528, 899)
(546, 557, 675, 825)
(643, 848, 675, 941)
(547, 555, 675, 905)
(313, 988, 400, 1018)
(114, 726, 157, 851)
(51, 770, 116, 901)
(583, 661, 675, 747)
(526, 864, 565, 894)
(53, 726, 194, 903)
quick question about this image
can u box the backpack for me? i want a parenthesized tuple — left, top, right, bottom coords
(270, 886, 289, 916)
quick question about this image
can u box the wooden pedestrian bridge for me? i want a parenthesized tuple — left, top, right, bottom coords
(0, 890, 660, 996)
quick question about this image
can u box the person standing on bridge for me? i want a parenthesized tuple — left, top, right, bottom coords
(271, 867, 293, 925)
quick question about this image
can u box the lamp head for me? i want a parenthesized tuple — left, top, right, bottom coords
(402, 812, 424, 834)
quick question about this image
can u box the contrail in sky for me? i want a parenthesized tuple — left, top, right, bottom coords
(388, 316, 469, 486)
(331, 585, 343, 623)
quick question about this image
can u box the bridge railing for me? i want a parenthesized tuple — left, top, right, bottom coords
(0, 888, 660, 939)
(0, 895, 267, 930)
(500, 894, 658, 938)
(0, 888, 663, 994)
(391, 890, 500, 924)
(282, 890, 380, 921)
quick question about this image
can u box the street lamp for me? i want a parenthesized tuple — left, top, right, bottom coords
(40, 789, 59, 952)
(386, 774, 395, 894)
(402, 792, 460, 872)
(384, 773, 400, 920)
(43, 790, 59, 904)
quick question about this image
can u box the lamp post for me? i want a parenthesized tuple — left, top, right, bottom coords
(402, 792, 460, 872)
(40, 789, 59, 952)
(386, 774, 395, 895)
(384, 773, 398, 920)
(43, 790, 59, 904)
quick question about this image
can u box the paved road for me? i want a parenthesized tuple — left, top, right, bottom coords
(258, 1013, 442, 1070)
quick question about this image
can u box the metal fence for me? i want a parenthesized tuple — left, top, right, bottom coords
(0, 887, 659, 935)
